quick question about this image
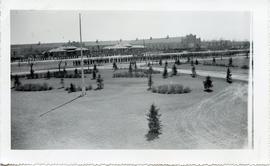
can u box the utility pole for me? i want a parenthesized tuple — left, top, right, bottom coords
(79, 13, 86, 96)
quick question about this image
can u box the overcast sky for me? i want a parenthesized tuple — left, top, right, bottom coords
(11, 10, 250, 44)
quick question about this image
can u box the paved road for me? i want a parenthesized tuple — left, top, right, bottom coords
(143, 66, 249, 82)
(12, 60, 249, 82)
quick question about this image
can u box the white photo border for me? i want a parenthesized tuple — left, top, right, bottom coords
(1, 0, 269, 164)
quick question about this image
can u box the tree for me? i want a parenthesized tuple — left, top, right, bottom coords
(159, 59, 162, 66)
(228, 57, 233, 67)
(63, 61, 67, 76)
(172, 63, 177, 76)
(162, 63, 168, 78)
(175, 59, 181, 65)
(93, 64, 98, 73)
(113, 62, 118, 71)
(145, 104, 162, 141)
(203, 76, 213, 92)
(29, 63, 34, 79)
(187, 57, 190, 63)
(46, 71, 51, 79)
(134, 61, 138, 71)
(148, 74, 153, 90)
(87, 59, 90, 70)
(212, 57, 216, 64)
(58, 60, 62, 72)
(96, 74, 104, 90)
(92, 70, 96, 80)
(74, 68, 78, 77)
(60, 78, 65, 88)
(129, 62, 133, 73)
(226, 68, 232, 83)
(148, 65, 153, 75)
(195, 59, 199, 65)
(191, 66, 196, 77)
(191, 60, 194, 66)
(14, 75, 21, 88)
(69, 83, 75, 92)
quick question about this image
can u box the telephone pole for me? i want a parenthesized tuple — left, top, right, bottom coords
(79, 13, 86, 96)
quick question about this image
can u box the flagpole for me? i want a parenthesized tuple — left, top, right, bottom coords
(79, 13, 86, 96)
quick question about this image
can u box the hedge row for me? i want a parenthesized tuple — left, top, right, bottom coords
(152, 84, 191, 94)
(15, 83, 53, 91)
(15, 69, 92, 80)
(113, 71, 148, 78)
(136, 69, 161, 74)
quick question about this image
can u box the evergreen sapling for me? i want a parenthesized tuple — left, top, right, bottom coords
(145, 104, 162, 141)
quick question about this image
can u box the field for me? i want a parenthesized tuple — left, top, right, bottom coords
(11, 69, 248, 149)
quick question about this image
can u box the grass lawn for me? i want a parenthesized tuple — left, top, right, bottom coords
(11, 69, 248, 149)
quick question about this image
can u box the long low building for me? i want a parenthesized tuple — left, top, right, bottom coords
(103, 43, 145, 50)
(44, 46, 89, 58)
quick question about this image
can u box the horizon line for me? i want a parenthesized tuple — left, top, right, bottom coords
(11, 35, 250, 46)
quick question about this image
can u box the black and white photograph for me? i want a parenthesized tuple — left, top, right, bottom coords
(1, 0, 270, 164)
(10, 10, 252, 149)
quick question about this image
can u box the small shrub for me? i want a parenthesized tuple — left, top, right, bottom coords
(171, 64, 177, 76)
(226, 68, 232, 83)
(228, 57, 233, 67)
(191, 66, 197, 77)
(46, 71, 51, 79)
(203, 76, 213, 92)
(195, 59, 199, 65)
(69, 83, 76, 92)
(92, 70, 96, 79)
(162, 65, 168, 79)
(148, 74, 153, 90)
(159, 59, 162, 66)
(96, 74, 104, 90)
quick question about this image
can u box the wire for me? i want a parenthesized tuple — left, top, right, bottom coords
(39, 95, 83, 117)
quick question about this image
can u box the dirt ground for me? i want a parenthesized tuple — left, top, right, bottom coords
(11, 69, 248, 149)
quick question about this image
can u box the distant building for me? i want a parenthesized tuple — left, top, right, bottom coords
(103, 43, 145, 50)
(45, 46, 89, 58)
(181, 34, 201, 50)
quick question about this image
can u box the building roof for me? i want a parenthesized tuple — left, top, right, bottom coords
(103, 43, 145, 50)
(48, 46, 88, 53)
